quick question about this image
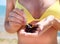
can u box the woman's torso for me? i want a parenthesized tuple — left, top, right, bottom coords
(15, 0, 60, 44)
(18, 27, 58, 44)
(15, 0, 60, 23)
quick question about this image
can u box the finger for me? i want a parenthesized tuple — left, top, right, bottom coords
(8, 16, 22, 24)
(38, 24, 53, 36)
(12, 9, 26, 22)
(9, 21, 22, 29)
(13, 8, 25, 19)
(8, 13, 25, 24)
(9, 12, 25, 22)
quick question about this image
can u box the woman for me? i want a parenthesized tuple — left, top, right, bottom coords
(5, 0, 60, 44)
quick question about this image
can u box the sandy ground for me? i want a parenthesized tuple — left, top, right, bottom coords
(57, 37, 60, 44)
(0, 32, 18, 44)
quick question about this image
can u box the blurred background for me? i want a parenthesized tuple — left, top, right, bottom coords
(0, 0, 18, 44)
(0, 0, 60, 44)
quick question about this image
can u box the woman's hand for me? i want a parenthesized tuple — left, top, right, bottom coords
(36, 15, 60, 35)
(23, 15, 55, 34)
(7, 8, 26, 33)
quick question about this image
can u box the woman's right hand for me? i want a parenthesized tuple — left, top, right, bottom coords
(8, 8, 26, 31)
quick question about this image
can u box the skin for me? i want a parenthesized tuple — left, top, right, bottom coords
(5, 0, 60, 44)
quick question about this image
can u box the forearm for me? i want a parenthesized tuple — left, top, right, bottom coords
(5, 21, 20, 33)
(5, 21, 14, 33)
(5, 0, 18, 33)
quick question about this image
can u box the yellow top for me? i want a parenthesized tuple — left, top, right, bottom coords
(15, 0, 60, 23)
